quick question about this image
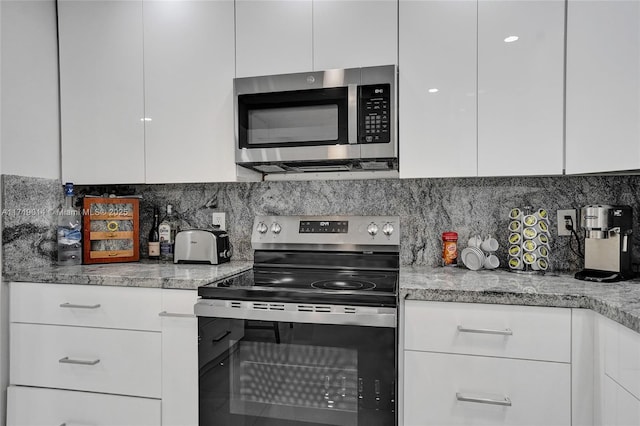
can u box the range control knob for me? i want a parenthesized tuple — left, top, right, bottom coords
(367, 222, 379, 236)
(271, 222, 282, 234)
(256, 222, 268, 234)
(382, 223, 394, 236)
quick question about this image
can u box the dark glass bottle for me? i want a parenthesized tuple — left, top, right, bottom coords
(148, 207, 160, 260)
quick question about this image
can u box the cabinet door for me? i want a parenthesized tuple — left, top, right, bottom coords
(161, 289, 198, 426)
(313, 0, 397, 71)
(477, 0, 564, 177)
(603, 374, 640, 426)
(235, 0, 312, 77)
(399, 0, 477, 178)
(566, 0, 640, 174)
(404, 351, 571, 426)
(144, 0, 237, 183)
(58, 0, 145, 184)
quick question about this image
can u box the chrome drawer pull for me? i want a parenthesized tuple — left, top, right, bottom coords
(456, 392, 512, 407)
(457, 325, 513, 336)
(60, 303, 101, 309)
(59, 356, 100, 366)
(159, 311, 196, 318)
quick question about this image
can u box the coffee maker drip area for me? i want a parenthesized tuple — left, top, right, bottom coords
(575, 205, 634, 283)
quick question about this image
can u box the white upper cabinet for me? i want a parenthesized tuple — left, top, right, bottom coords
(235, 0, 313, 77)
(477, 0, 565, 177)
(58, 0, 145, 185)
(144, 0, 236, 183)
(59, 0, 239, 184)
(399, 0, 477, 178)
(399, 0, 564, 178)
(313, 0, 397, 70)
(235, 0, 398, 78)
(566, 0, 640, 175)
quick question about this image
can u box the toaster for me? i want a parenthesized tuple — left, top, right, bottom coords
(174, 229, 231, 265)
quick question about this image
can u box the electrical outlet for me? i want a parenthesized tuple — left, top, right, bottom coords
(212, 212, 226, 231)
(557, 209, 577, 236)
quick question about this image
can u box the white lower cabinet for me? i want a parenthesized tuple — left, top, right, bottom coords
(8, 283, 199, 426)
(403, 301, 571, 426)
(602, 375, 640, 426)
(594, 313, 640, 426)
(7, 385, 161, 426)
(404, 351, 570, 426)
(10, 322, 161, 397)
(161, 289, 199, 426)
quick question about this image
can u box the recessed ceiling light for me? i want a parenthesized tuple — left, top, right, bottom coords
(428, 88, 439, 93)
(504, 36, 519, 43)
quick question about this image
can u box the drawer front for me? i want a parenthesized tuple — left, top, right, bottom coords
(10, 282, 162, 331)
(10, 323, 161, 398)
(404, 300, 571, 362)
(404, 351, 571, 426)
(7, 385, 161, 426)
(602, 314, 640, 400)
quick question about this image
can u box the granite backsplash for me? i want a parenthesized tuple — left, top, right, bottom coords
(3, 173, 640, 274)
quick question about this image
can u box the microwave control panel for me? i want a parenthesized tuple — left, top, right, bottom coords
(358, 84, 391, 144)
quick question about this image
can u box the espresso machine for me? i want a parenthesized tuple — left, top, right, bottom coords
(575, 205, 634, 282)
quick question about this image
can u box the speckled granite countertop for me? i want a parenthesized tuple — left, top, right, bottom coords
(4, 262, 640, 334)
(401, 266, 640, 334)
(3, 261, 253, 290)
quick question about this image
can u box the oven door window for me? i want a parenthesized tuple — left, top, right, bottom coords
(237, 87, 349, 148)
(199, 318, 396, 426)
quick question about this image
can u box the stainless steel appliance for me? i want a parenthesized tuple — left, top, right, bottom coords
(575, 205, 634, 282)
(234, 65, 398, 176)
(196, 215, 399, 426)
(174, 229, 231, 265)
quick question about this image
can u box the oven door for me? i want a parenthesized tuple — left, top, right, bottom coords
(195, 299, 397, 426)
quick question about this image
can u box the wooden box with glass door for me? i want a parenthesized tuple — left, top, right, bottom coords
(82, 197, 140, 263)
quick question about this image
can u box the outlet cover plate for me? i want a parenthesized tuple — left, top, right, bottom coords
(212, 212, 226, 231)
(557, 209, 577, 236)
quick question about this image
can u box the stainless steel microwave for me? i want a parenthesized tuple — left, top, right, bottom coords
(234, 65, 397, 176)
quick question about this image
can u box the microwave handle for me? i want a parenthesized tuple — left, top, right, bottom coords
(348, 85, 358, 144)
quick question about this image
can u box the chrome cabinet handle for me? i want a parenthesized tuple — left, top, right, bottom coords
(159, 311, 196, 318)
(59, 356, 100, 366)
(60, 303, 101, 309)
(457, 325, 513, 336)
(456, 392, 512, 407)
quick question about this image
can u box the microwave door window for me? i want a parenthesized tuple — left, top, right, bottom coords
(237, 87, 349, 148)
(248, 105, 338, 145)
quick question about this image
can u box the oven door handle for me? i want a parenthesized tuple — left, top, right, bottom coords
(194, 300, 396, 328)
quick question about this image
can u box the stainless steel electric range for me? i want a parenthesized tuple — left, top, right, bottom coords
(196, 215, 399, 426)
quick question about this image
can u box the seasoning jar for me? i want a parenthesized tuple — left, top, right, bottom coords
(442, 232, 458, 266)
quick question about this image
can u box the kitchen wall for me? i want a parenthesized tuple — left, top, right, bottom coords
(3, 173, 640, 274)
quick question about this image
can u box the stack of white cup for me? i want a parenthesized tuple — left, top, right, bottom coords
(462, 235, 500, 271)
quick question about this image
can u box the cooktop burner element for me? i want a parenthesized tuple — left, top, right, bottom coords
(310, 279, 376, 290)
(198, 215, 400, 307)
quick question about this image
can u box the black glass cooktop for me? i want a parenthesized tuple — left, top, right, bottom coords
(198, 267, 398, 307)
